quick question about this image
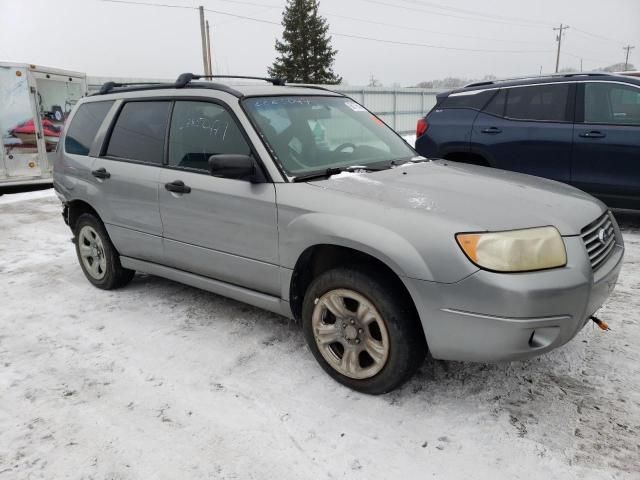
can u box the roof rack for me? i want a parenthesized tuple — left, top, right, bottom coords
(285, 83, 341, 94)
(94, 73, 287, 97)
(174, 73, 286, 88)
(98, 81, 164, 95)
(464, 72, 611, 88)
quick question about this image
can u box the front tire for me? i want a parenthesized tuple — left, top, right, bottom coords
(74, 213, 134, 290)
(302, 267, 426, 394)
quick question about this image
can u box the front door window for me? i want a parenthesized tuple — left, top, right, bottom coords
(584, 82, 640, 125)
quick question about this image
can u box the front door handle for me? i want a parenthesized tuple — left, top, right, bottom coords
(91, 167, 110, 179)
(579, 131, 606, 138)
(165, 180, 191, 194)
(481, 127, 502, 134)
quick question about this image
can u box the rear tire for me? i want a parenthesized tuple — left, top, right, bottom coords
(302, 266, 426, 394)
(74, 213, 135, 290)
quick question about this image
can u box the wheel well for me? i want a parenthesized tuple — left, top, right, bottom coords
(67, 200, 100, 231)
(289, 245, 418, 323)
(443, 152, 490, 167)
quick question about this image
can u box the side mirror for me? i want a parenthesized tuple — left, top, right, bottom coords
(208, 154, 262, 182)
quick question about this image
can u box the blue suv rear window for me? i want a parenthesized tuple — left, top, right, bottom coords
(441, 90, 495, 110)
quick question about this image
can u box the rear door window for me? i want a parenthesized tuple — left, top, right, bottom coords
(584, 82, 640, 125)
(106, 101, 171, 164)
(168, 101, 251, 172)
(65, 101, 114, 155)
(504, 84, 570, 121)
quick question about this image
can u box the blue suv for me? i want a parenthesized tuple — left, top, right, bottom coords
(415, 73, 640, 209)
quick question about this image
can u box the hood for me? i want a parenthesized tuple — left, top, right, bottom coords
(309, 161, 606, 236)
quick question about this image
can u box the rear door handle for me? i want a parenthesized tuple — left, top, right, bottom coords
(481, 127, 502, 134)
(165, 180, 191, 194)
(91, 167, 110, 179)
(579, 131, 606, 138)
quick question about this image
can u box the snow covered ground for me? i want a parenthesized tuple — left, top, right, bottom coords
(1, 189, 639, 480)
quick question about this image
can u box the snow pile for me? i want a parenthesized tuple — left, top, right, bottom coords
(0, 191, 638, 479)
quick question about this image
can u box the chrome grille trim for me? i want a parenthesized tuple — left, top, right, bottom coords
(580, 212, 616, 270)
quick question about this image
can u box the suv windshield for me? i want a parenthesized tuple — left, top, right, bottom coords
(243, 96, 416, 177)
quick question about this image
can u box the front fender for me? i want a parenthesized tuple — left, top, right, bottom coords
(279, 212, 434, 281)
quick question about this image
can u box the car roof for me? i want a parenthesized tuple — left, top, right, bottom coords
(446, 72, 640, 96)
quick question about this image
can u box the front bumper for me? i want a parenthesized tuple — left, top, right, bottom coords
(406, 235, 624, 362)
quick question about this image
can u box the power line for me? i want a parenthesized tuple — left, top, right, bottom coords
(395, 0, 555, 27)
(359, 0, 552, 29)
(201, 7, 551, 53)
(100, 0, 192, 9)
(327, 32, 552, 54)
(362, 0, 630, 51)
(204, 0, 550, 43)
(323, 12, 548, 45)
(214, 0, 280, 8)
(571, 27, 628, 46)
(97, 0, 553, 54)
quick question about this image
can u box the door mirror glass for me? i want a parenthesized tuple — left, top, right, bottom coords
(208, 154, 259, 181)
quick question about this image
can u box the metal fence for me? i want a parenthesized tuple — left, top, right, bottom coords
(329, 86, 443, 134)
(87, 77, 444, 135)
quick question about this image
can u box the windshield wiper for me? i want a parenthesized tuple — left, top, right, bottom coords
(293, 165, 386, 183)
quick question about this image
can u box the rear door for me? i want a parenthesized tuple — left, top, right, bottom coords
(471, 83, 575, 183)
(92, 100, 170, 263)
(158, 99, 279, 295)
(571, 81, 640, 206)
(418, 89, 494, 157)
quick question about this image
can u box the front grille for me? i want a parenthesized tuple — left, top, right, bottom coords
(581, 212, 616, 270)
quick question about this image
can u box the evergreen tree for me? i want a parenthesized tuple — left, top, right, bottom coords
(268, 0, 342, 84)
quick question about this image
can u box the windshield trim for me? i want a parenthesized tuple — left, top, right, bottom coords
(240, 94, 418, 183)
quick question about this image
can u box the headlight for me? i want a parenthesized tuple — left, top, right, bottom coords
(456, 226, 567, 272)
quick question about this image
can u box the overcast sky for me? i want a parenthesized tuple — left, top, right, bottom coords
(1, 0, 638, 85)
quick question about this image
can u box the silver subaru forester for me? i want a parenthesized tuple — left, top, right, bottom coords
(53, 73, 624, 394)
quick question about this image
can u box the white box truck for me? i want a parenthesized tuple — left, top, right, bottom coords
(0, 62, 86, 189)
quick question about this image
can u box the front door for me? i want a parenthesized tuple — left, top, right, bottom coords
(158, 100, 280, 296)
(0, 65, 42, 178)
(571, 81, 640, 207)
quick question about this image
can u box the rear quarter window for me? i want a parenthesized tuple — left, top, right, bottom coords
(64, 101, 114, 156)
(440, 90, 495, 110)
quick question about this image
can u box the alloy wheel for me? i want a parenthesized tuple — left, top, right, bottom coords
(78, 225, 107, 280)
(311, 288, 390, 379)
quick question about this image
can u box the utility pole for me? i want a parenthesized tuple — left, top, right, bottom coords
(198, 6, 210, 75)
(623, 45, 635, 71)
(553, 23, 569, 73)
(206, 20, 213, 75)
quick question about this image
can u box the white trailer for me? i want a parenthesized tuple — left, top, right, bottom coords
(0, 63, 86, 188)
